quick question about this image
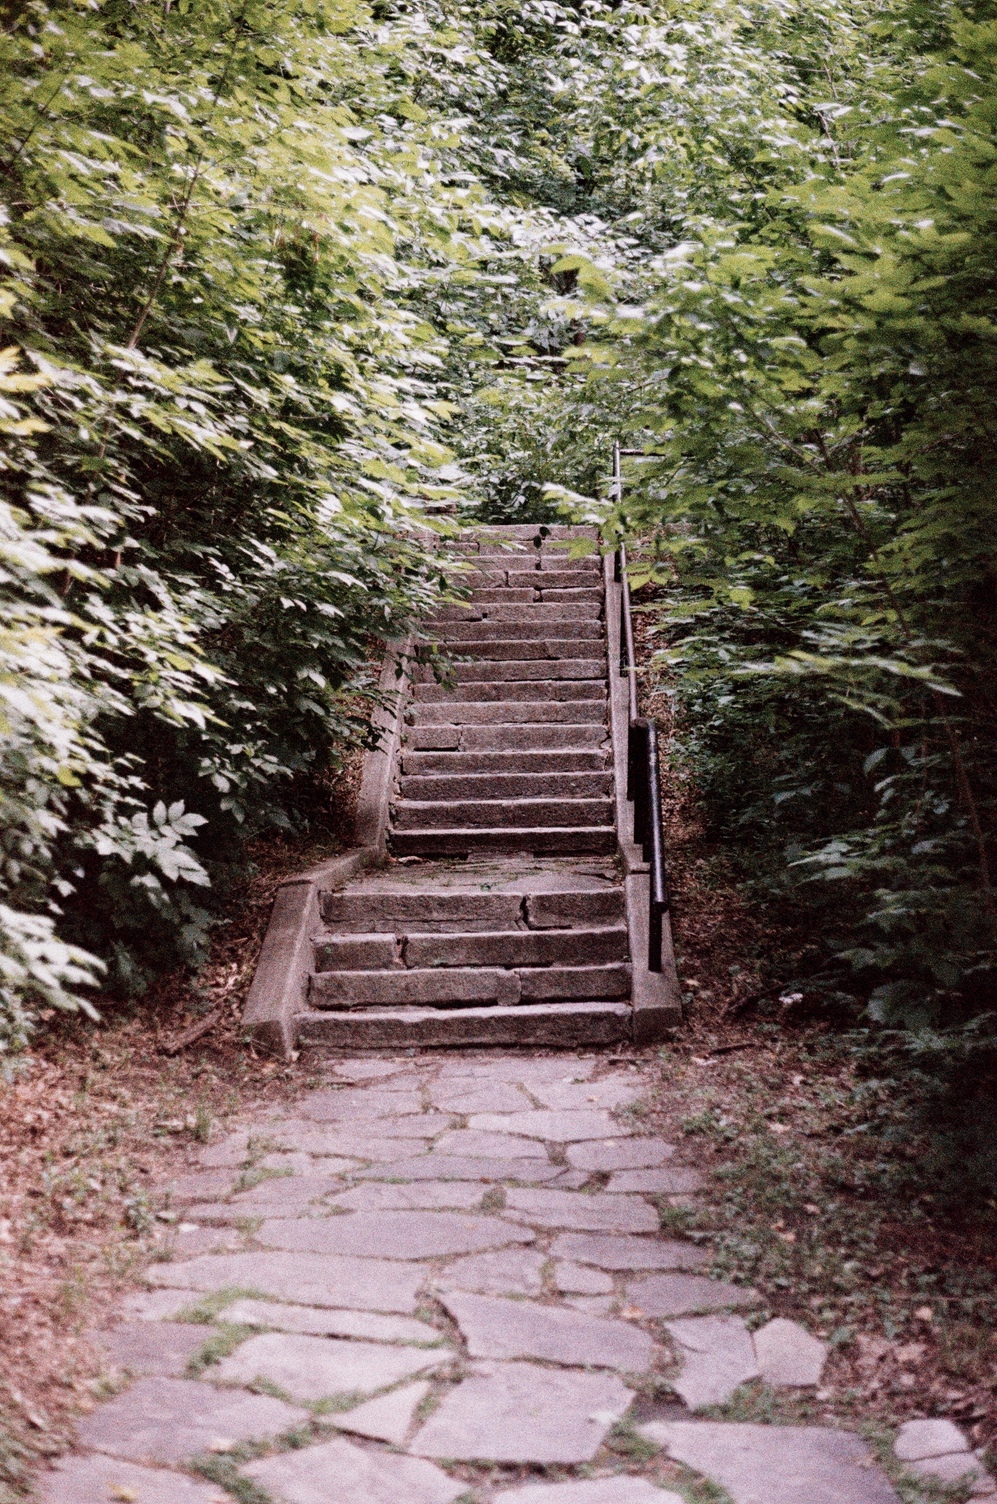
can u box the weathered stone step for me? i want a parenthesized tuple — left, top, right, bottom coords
(388, 826, 616, 856)
(507, 570, 601, 590)
(400, 749, 609, 774)
(412, 680, 606, 703)
(409, 701, 605, 726)
(406, 724, 608, 752)
(318, 887, 626, 930)
(435, 620, 604, 642)
(429, 603, 603, 626)
(391, 797, 614, 831)
(314, 926, 627, 973)
(465, 586, 603, 605)
(309, 961, 630, 1007)
(297, 1001, 630, 1049)
(399, 771, 613, 801)
(421, 639, 603, 662)
(414, 659, 606, 683)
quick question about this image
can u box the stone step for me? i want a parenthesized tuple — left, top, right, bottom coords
(399, 771, 613, 801)
(388, 826, 617, 856)
(409, 701, 605, 726)
(405, 724, 608, 752)
(463, 588, 536, 603)
(434, 620, 604, 642)
(314, 925, 628, 973)
(400, 749, 610, 774)
(421, 639, 604, 662)
(507, 570, 601, 591)
(309, 962, 631, 1007)
(297, 1001, 631, 1049)
(412, 680, 607, 703)
(463, 586, 603, 606)
(430, 603, 603, 626)
(391, 797, 614, 830)
(318, 888, 626, 930)
(414, 659, 606, 683)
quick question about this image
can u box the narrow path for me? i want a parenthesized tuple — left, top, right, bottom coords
(36, 1051, 993, 1503)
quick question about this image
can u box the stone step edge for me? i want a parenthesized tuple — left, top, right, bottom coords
(296, 1000, 632, 1048)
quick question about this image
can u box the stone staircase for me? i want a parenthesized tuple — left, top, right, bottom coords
(294, 524, 670, 1050)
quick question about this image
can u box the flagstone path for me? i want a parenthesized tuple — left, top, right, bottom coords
(37, 1052, 997, 1504)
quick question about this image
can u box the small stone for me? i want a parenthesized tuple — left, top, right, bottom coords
(753, 1318, 827, 1387)
(355, 1156, 563, 1182)
(551, 1234, 706, 1271)
(256, 1210, 534, 1259)
(440, 1291, 655, 1371)
(503, 1187, 657, 1233)
(641, 1420, 902, 1504)
(120, 1290, 199, 1322)
(894, 1418, 970, 1461)
(221, 1300, 442, 1345)
(469, 1110, 632, 1141)
(329, 1381, 430, 1445)
(495, 1479, 683, 1504)
(146, 1250, 423, 1312)
(625, 1274, 759, 1318)
(606, 1168, 704, 1194)
(76, 1377, 307, 1464)
(566, 1141, 676, 1172)
(411, 1361, 633, 1463)
(95, 1324, 213, 1377)
(664, 1316, 760, 1409)
(436, 1248, 547, 1296)
(244, 1435, 463, 1504)
(214, 1332, 445, 1402)
(330, 1182, 485, 1212)
(553, 1262, 613, 1295)
(433, 1130, 549, 1159)
(38, 1454, 226, 1504)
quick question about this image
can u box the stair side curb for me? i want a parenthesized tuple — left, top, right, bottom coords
(243, 637, 412, 1059)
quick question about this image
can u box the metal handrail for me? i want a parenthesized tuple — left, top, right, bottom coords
(612, 441, 670, 972)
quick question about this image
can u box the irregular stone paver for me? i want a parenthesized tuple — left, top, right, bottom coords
(641, 1420, 900, 1504)
(430, 1082, 530, 1113)
(894, 1417, 970, 1460)
(566, 1140, 676, 1172)
(257, 1151, 320, 1174)
(905, 1453, 997, 1491)
(528, 1077, 640, 1111)
(95, 1322, 213, 1376)
(38, 1454, 227, 1504)
(553, 1261, 613, 1294)
(298, 1089, 426, 1121)
(222, 1299, 442, 1344)
(329, 1380, 430, 1444)
(214, 1331, 443, 1401)
(551, 1233, 706, 1270)
(160, 1226, 247, 1258)
(356, 1154, 564, 1182)
(753, 1317, 827, 1387)
(195, 1174, 343, 1223)
(76, 1376, 307, 1463)
(256, 1210, 534, 1258)
(165, 1170, 240, 1203)
(121, 1289, 200, 1322)
(433, 1129, 549, 1158)
(435, 1058, 597, 1085)
(412, 1361, 633, 1463)
(434, 1247, 547, 1295)
(503, 1187, 658, 1233)
(146, 1250, 424, 1311)
(244, 1435, 463, 1504)
(365, 1113, 454, 1138)
(469, 1110, 632, 1141)
(495, 1479, 684, 1504)
(329, 1180, 485, 1211)
(606, 1167, 704, 1194)
(330, 1060, 411, 1081)
(566, 1294, 616, 1315)
(626, 1273, 760, 1317)
(197, 1132, 251, 1168)
(441, 1291, 654, 1371)
(264, 1126, 427, 1159)
(664, 1316, 760, 1409)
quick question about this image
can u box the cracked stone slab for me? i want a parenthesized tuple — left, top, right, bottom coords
(753, 1317, 827, 1387)
(262, 1126, 428, 1159)
(566, 1141, 676, 1172)
(195, 1175, 343, 1223)
(440, 1291, 655, 1371)
(551, 1234, 707, 1271)
(411, 1360, 633, 1463)
(256, 1210, 534, 1259)
(75, 1376, 308, 1464)
(665, 1315, 760, 1409)
(469, 1110, 633, 1141)
(244, 1435, 464, 1504)
(329, 1181, 485, 1211)
(434, 1247, 547, 1295)
(221, 1299, 443, 1344)
(554, 1261, 613, 1295)
(94, 1323, 213, 1377)
(120, 1289, 202, 1322)
(430, 1082, 531, 1114)
(355, 1155, 564, 1182)
(432, 1129, 549, 1158)
(214, 1331, 444, 1402)
(495, 1479, 684, 1504)
(606, 1168, 704, 1194)
(38, 1454, 228, 1504)
(626, 1274, 760, 1318)
(528, 1078, 641, 1111)
(146, 1250, 424, 1312)
(329, 1381, 431, 1445)
(503, 1187, 658, 1233)
(297, 1089, 426, 1120)
(164, 1170, 241, 1203)
(641, 1420, 901, 1504)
